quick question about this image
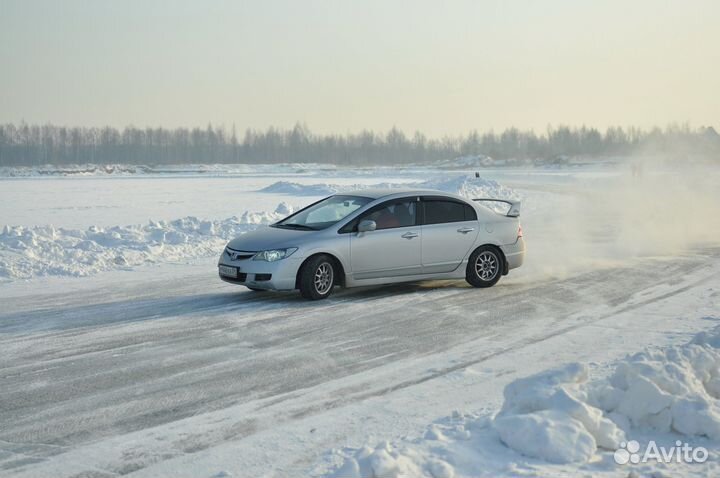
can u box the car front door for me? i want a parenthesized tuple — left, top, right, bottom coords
(421, 197, 479, 273)
(348, 197, 422, 280)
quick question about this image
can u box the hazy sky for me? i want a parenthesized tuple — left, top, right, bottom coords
(1, 0, 718, 135)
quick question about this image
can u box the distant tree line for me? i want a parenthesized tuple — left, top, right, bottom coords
(0, 122, 717, 167)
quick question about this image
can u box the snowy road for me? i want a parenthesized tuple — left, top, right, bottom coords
(1, 249, 718, 476)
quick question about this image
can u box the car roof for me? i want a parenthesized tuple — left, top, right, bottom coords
(337, 187, 459, 200)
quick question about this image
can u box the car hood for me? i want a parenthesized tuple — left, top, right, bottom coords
(226, 226, 315, 251)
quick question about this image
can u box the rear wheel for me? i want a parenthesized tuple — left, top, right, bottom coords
(466, 246, 503, 288)
(299, 255, 336, 300)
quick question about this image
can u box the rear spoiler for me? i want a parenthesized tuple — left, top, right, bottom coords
(473, 198, 521, 217)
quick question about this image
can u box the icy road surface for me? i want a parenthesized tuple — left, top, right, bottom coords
(1, 249, 718, 477)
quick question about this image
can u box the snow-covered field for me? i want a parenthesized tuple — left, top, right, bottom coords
(1, 162, 719, 477)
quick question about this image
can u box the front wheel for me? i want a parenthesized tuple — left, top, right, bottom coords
(466, 246, 503, 288)
(299, 255, 336, 300)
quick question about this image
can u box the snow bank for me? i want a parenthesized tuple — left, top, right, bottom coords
(594, 332, 720, 438)
(499, 332, 720, 462)
(493, 363, 625, 464)
(0, 164, 154, 177)
(322, 326, 720, 476)
(0, 203, 294, 280)
(0, 163, 335, 177)
(261, 175, 520, 201)
(418, 176, 519, 202)
(260, 181, 338, 196)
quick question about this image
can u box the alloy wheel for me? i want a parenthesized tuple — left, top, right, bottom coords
(475, 251, 498, 281)
(314, 262, 333, 294)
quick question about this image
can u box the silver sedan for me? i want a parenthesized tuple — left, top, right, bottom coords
(218, 188, 525, 300)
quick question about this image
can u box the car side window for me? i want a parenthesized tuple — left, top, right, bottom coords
(464, 204, 478, 221)
(364, 200, 416, 230)
(423, 199, 474, 225)
(340, 199, 417, 232)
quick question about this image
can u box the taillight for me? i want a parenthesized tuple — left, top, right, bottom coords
(517, 224, 523, 237)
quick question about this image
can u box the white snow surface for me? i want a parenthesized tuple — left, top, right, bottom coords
(0, 163, 338, 177)
(0, 202, 294, 280)
(260, 175, 520, 201)
(323, 326, 720, 477)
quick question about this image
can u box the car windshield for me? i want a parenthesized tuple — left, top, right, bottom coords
(274, 195, 372, 230)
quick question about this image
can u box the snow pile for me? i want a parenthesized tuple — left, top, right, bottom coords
(0, 164, 153, 177)
(418, 176, 519, 201)
(588, 332, 720, 439)
(322, 326, 720, 476)
(493, 363, 625, 464)
(260, 181, 338, 196)
(0, 203, 294, 280)
(261, 175, 520, 201)
(327, 442, 436, 478)
(0, 163, 336, 177)
(497, 330, 720, 463)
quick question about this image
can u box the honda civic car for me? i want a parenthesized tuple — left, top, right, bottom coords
(218, 188, 524, 300)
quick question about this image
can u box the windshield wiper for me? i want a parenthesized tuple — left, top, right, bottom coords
(274, 223, 316, 231)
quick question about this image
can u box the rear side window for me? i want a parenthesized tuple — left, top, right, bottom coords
(464, 204, 477, 221)
(423, 199, 476, 225)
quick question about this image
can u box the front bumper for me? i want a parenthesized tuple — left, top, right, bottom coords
(218, 255, 303, 291)
(501, 236, 525, 270)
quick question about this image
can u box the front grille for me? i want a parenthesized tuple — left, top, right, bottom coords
(237, 272, 248, 282)
(254, 273, 272, 281)
(225, 247, 256, 261)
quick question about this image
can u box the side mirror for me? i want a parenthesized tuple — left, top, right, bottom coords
(357, 219, 377, 233)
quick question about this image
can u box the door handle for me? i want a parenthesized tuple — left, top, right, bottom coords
(401, 232, 419, 239)
(457, 227, 475, 234)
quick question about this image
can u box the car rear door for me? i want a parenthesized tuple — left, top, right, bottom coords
(420, 197, 479, 273)
(347, 197, 422, 280)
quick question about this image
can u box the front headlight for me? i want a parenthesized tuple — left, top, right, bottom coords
(253, 247, 298, 262)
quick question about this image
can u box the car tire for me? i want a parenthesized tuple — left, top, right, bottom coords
(299, 255, 336, 300)
(466, 246, 503, 288)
